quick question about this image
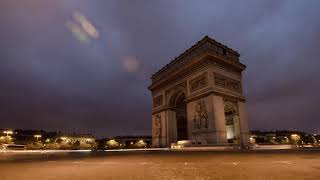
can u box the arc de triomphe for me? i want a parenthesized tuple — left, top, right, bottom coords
(149, 36, 250, 148)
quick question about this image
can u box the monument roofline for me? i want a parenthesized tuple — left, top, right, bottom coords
(151, 36, 240, 80)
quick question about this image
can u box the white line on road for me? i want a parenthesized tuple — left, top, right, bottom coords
(272, 161, 293, 165)
(72, 161, 83, 164)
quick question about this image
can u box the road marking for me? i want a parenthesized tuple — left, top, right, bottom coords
(72, 161, 83, 164)
(140, 162, 153, 165)
(272, 161, 293, 165)
(101, 161, 118, 164)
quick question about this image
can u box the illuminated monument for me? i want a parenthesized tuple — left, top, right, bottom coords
(149, 36, 250, 148)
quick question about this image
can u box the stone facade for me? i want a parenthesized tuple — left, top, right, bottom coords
(149, 36, 250, 148)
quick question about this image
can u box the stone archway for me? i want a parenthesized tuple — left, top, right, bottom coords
(171, 92, 188, 141)
(168, 89, 188, 142)
(224, 101, 240, 143)
(149, 36, 250, 148)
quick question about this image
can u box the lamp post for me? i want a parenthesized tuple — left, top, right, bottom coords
(3, 130, 13, 137)
(34, 135, 42, 141)
(291, 134, 300, 145)
(2, 130, 13, 144)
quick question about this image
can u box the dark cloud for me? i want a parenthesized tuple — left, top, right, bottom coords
(0, 0, 319, 137)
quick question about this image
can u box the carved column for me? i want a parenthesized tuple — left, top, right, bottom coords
(238, 101, 250, 146)
(152, 111, 168, 148)
(165, 109, 177, 147)
(212, 95, 228, 144)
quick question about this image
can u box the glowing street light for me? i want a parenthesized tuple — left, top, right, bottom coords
(291, 134, 300, 145)
(34, 134, 42, 141)
(108, 139, 119, 145)
(249, 137, 255, 144)
(291, 134, 299, 139)
(284, 137, 289, 143)
(3, 130, 13, 137)
(138, 140, 146, 147)
(59, 137, 70, 143)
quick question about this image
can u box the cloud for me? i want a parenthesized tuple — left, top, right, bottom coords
(65, 11, 99, 43)
(0, 0, 319, 137)
(121, 56, 139, 73)
(73, 11, 99, 39)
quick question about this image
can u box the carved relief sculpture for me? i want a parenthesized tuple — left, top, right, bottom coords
(193, 101, 208, 130)
(226, 81, 241, 92)
(153, 114, 162, 138)
(214, 75, 226, 87)
(153, 95, 163, 107)
(214, 73, 241, 93)
(189, 72, 208, 92)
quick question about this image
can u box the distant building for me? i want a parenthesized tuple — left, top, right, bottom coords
(1, 129, 96, 150)
(105, 135, 152, 149)
(14, 129, 57, 145)
(0, 129, 14, 145)
(55, 134, 96, 150)
(250, 130, 318, 146)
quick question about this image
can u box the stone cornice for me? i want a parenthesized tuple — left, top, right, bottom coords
(208, 54, 246, 72)
(150, 36, 244, 84)
(152, 106, 175, 115)
(186, 88, 246, 103)
(149, 52, 245, 91)
(149, 53, 210, 91)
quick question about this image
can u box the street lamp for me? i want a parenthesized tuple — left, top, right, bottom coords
(138, 140, 146, 147)
(3, 130, 13, 137)
(291, 134, 299, 139)
(291, 134, 300, 145)
(284, 137, 289, 143)
(34, 135, 42, 141)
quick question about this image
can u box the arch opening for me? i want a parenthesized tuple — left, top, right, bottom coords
(224, 102, 240, 144)
(171, 92, 188, 141)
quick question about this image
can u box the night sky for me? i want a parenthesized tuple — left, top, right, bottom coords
(1, 0, 320, 137)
